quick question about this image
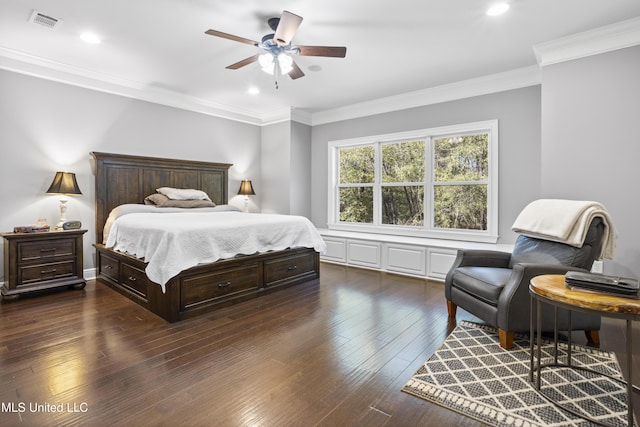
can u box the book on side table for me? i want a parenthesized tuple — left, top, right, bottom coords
(565, 271, 640, 299)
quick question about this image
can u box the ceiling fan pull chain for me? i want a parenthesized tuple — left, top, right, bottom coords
(274, 58, 280, 89)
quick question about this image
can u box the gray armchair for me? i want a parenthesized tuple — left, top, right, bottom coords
(445, 217, 605, 349)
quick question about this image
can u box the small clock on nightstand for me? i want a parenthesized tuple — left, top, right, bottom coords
(1, 229, 87, 301)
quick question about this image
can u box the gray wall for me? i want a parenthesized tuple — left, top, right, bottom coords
(290, 121, 312, 218)
(2, 45, 638, 281)
(261, 121, 290, 214)
(540, 45, 640, 277)
(310, 85, 543, 245)
(261, 120, 312, 217)
(0, 69, 262, 273)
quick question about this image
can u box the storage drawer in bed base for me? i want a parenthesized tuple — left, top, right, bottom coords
(94, 244, 320, 322)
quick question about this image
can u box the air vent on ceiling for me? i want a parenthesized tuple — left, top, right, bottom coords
(29, 10, 62, 29)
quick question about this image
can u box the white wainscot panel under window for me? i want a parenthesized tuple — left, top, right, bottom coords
(427, 248, 458, 280)
(321, 237, 347, 263)
(385, 244, 426, 276)
(347, 240, 382, 269)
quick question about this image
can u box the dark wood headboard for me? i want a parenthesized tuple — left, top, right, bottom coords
(91, 152, 232, 244)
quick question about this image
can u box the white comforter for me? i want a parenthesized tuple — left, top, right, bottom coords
(104, 206, 326, 291)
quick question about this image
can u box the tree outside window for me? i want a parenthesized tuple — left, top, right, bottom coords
(381, 140, 424, 226)
(433, 134, 488, 230)
(329, 120, 498, 243)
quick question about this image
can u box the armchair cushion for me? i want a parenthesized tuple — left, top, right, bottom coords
(452, 267, 512, 306)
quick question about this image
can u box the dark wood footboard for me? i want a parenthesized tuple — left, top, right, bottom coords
(94, 244, 320, 322)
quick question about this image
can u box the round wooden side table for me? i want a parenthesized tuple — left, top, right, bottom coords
(529, 274, 640, 427)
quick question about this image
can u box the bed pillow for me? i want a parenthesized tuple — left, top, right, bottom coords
(145, 193, 216, 207)
(156, 187, 211, 201)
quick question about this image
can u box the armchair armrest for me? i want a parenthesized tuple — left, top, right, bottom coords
(445, 249, 512, 294)
(450, 249, 511, 269)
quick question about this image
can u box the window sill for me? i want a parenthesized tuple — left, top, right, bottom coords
(327, 223, 500, 244)
(320, 228, 511, 252)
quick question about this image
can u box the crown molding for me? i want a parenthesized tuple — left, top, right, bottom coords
(6, 14, 636, 129)
(256, 108, 312, 127)
(0, 45, 266, 126)
(309, 66, 541, 126)
(534, 16, 640, 66)
(0, 44, 541, 128)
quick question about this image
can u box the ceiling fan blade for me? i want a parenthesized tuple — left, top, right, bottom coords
(205, 29, 258, 46)
(226, 54, 259, 70)
(288, 61, 305, 80)
(273, 10, 303, 46)
(296, 45, 347, 58)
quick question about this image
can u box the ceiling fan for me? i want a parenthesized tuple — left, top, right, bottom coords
(205, 10, 346, 86)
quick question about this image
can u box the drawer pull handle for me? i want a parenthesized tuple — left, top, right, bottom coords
(287, 265, 298, 271)
(127, 276, 137, 282)
(40, 248, 56, 253)
(104, 265, 113, 270)
(218, 281, 232, 288)
(40, 269, 57, 274)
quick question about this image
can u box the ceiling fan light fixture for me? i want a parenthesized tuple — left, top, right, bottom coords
(277, 53, 293, 74)
(259, 53, 275, 74)
(258, 52, 294, 75)
(258, 53, 273, 68)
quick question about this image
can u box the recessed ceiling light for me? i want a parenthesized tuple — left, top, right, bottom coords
(247, 86, 260, 95)
(486, 3, 510, 16)
(80, 32, 101, 44)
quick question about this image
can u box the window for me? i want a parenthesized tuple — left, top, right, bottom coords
(328, 120, 498, 243)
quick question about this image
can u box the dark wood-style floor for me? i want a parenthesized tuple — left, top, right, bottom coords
(1, 263, 639, 426)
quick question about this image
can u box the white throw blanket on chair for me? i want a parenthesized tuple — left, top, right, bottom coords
(511, 199, 616, 259)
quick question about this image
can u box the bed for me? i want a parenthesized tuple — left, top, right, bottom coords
(91, 151, 323, 322)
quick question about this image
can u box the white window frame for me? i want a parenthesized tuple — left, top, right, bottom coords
(327, 120, 499, 243)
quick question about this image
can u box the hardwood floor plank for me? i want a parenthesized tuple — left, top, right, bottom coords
(1, 262, 637, 426)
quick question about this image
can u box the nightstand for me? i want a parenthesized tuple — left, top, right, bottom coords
(2, 229, 87, 301)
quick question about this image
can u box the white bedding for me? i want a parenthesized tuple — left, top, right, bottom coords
(104, 205, 327, 292)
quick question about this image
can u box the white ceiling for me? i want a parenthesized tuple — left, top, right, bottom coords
(1, 1, 639, 125)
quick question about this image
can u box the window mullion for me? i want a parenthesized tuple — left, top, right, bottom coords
(373, 142, 382, 226)
(425, 136, 433, 230)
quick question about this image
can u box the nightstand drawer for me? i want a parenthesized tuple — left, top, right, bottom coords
(18, 260, 76, 285)
(18, 238, 75, 262)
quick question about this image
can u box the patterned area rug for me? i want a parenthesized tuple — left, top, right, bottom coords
(403, 321, 635, 427)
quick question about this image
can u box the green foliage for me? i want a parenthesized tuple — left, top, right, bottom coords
(339, 146, 374, 184)
(382, 186, 424, 226)
(434, 185, 487, 230)
(434, 134, 488, 181)
(340, 187, 373, 223)
(382, 140, 425, 183)
(337, 134, 488, 230)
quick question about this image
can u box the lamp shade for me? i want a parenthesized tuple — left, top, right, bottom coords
(46, 172, 82, 195)
(237, 180, 256, 196)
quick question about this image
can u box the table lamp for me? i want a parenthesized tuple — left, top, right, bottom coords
(46, 171, 82, 228)
(237, 180, 255, 212)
